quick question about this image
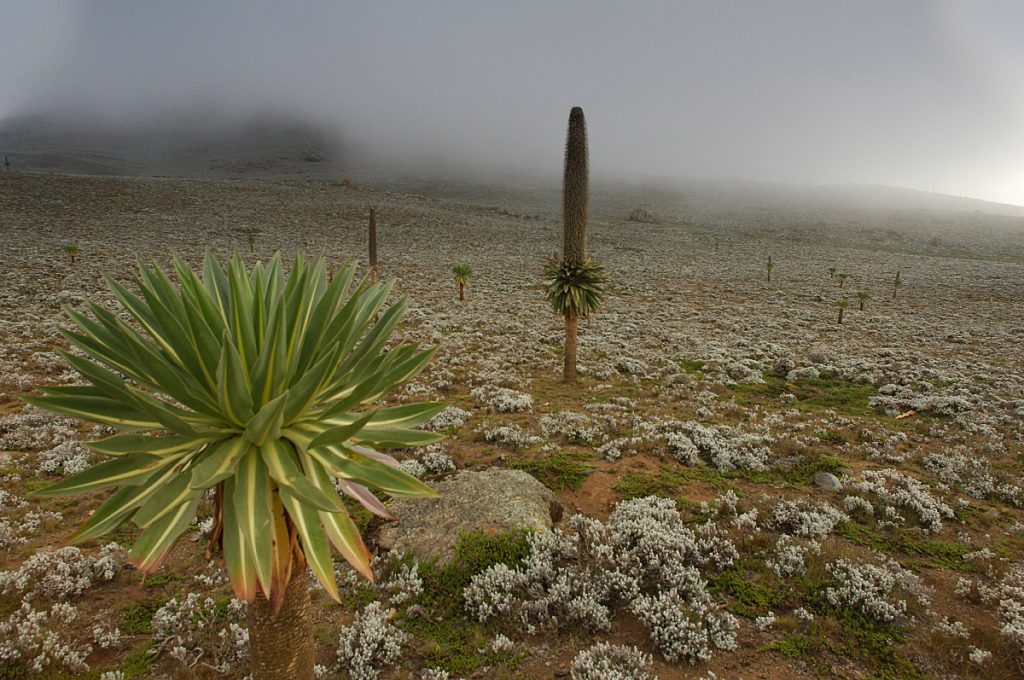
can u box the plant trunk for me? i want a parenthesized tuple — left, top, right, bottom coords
(249, 569, 315, 680)
(563, 313, 578, 383)
(859, 301, 865, 311)
(459, 282, 464, 301)
(368, 207, 378, 279)
(837, 309, 844, 324)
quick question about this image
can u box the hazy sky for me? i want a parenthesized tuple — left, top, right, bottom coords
(1, 1, 1022, 204)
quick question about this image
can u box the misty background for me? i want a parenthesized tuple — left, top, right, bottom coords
(1, 1, 1022, 207)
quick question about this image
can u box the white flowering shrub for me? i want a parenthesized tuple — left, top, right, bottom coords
(425, 405, 472, 431)
(934, 616, 970, 639)
(540, 411, 600, 445)
(632, 586, 739, 663)
(0, 508, 62, 551)
(922, 449, 1022, 507)
(870, 384, 975, 417)
(470, 385, 534, 413)
(37, 440, 92, 475)
(766, 536, 819, 578)
(614, 357, 649, 378)
(824, 558, 930, 623)
(478, 423, 542, 449)
(418, 669, 450, 680)
(383, 563, 424, 607)
(755, 611, 776, 631)
(418, 444, 457, 476)
(996, 565, 1024, 655)
(151, 593, 249, 672)
(968, 646, 992, 665)
(0, 543, 123, 600)
(399, 459, 429, 479)
(0, 601, 92, 674)
(666, 422, 772, 471)
(597, 436, 646, 462)
(845, 469, 954, 532)
(570, 641, 656, 679)
(464, 496, 738, 663)
(764, 500, 848, 538)
(793, 607, 814, 623)
(0, 407, 78, 452)
(336, 601, 409, 680)
(489, 633, 515, 653)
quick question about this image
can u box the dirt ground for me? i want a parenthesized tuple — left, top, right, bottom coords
(1, 170, 1023, 679)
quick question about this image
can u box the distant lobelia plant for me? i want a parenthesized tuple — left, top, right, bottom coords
(856, 290, 871, 311)
(836, 297, 849, 324)
(893, 269, 901, 300)
(237, 227, 262, 254)
(25, 252, 442, 679)
(452, 262, 473, 301)
(828, 266, 836, 280)
(64, 242, 81, 264)
(368, 207, 378, 283)
(766, 255, 774, 283)
(838, 272, 849, 288)
(544, 107, 607, 384)
(3, 155, 9, 171)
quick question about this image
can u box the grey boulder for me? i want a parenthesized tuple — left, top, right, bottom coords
(377, 468, 565, 563)
(814, 472, 843, 491)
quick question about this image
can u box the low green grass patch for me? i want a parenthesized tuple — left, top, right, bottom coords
(676, 358, 707, 376)
(614, 453, 846, 502)
(397, 530, 531, 675)
(142, 572, 182, 588)
(709, 567, 785, 617)
(119, 641, 156, 678)
(726, 375, 878, 416)
(838, 522, 978, 572)
(509, 451, 591, 492)
(118, 597, 169, 635)
(614, 466, 734, 500)
(763, 614, 925, 680)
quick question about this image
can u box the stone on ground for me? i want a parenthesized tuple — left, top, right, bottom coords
(377, 468, 565, 563)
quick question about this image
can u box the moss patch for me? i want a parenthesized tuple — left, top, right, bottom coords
(838, 522, 980, 572)
(398, 529, 531, 675)
(118, 598, 169, 635)
(726, 375, 878, 417)
(509, 451, 592, 492)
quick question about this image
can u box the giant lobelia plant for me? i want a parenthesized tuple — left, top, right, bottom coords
(25, 251, 442, 679)
(544, 106, 607, 383)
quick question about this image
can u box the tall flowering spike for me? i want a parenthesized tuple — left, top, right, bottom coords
(547, 107, 606, 383)
(563, 106, 589, 266)
(369, 207, 378, 280)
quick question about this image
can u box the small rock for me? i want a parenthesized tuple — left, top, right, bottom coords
(814, 472, 842, 491)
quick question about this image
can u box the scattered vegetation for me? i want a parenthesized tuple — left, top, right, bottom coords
(856, 289, 871, 310)
(63, 242, 80, 264)
(451, 262, 472, 301)
(836, 297, 849, 324)
(510, 451, 592, 492)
